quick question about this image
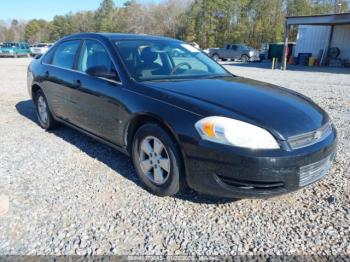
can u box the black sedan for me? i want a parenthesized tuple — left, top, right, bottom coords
(27, 33, 337, 198)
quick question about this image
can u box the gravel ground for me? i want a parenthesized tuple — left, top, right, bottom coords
(0, 58, 349, 257)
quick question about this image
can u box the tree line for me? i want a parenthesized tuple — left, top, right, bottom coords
(0, 0, 349, 48)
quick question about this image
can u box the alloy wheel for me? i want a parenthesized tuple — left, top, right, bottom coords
(37, 95, 48, 124)
(139, 136, 170, 185)
(241, 55, 249, 62)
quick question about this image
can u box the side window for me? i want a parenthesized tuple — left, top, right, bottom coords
(78, 40, 118, 78)
(42, 46, 56, 64)
(232, 45, 238, 51)
(52, 40, 80, 69)
(226, 45, 230, 50)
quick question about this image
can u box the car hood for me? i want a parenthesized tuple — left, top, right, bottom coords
(142, 77, 328, 139)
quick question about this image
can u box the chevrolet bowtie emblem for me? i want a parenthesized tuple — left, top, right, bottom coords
(314, 130, 322, 140)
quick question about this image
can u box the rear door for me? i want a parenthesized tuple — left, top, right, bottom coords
(70, 39, 125, 144)
(18, 43, 25, 55)
(41, 40, 82, 121)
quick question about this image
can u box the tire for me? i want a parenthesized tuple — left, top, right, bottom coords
(240, 54, 249, 62)
(34, 89, 57, 130)
(212, 54, 220, 62)
(132, 123, 185, 197)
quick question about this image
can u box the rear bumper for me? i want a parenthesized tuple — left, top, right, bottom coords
(182, 129, 337, 199)
(0, 53, 15, 57)
(31, 51, 45, 55)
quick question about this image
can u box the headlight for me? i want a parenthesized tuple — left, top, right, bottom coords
(195, 116, 279, 149)
(249, 50, 254, 57)
(9, 50, 14, 53)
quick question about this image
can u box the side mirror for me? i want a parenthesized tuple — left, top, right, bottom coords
(86, 66, 118, 81)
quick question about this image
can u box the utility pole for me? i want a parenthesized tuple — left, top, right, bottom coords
(334, 0, 338, 13)
(281, 21, 290, 71)
(334, 0, 342, 13)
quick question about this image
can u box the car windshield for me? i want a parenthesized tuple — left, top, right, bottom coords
(115, 40, 230, 82)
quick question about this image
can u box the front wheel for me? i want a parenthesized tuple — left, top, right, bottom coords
(240, 55, 249, 62)
(132, 124, 184, 197)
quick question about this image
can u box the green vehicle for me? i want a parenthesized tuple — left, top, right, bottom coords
(0, 42, 31, 57)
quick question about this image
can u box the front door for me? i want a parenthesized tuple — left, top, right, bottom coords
(230, 45, 240, 59)
(69, 39, 125, 145)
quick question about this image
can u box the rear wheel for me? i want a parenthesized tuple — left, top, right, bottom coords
(132, 123, 184, 197)
(212, 54, 220, 62)
(34, 90, 57, 130)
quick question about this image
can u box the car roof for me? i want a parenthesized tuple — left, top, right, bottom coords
(64, 32, 181, 42)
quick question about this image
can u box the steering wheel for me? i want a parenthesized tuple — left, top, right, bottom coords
(171, 62, 192, 74)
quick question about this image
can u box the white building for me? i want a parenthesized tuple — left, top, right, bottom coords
(282, 13, 350, 69)
(295, 24, 350, 60)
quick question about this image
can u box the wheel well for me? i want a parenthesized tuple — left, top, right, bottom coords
(126, 115, 180, 155)
(31, 84, 41, 99)
(126, 114, 187, 184)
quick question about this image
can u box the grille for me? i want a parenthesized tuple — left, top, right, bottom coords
(299, 155, 333, 187)
(288, 122, 332, 150)
(217, 175, 284, 190)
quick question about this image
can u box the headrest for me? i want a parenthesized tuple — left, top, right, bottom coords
(140, 47, 158, 63)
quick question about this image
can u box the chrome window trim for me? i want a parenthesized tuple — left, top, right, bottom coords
(41, 63, 123, 85)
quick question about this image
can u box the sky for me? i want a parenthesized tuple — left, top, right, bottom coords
(0, 0, 160, 21)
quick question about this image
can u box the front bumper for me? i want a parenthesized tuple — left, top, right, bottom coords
(182, 129, 337, 199)
(249, 54, 260, 62)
